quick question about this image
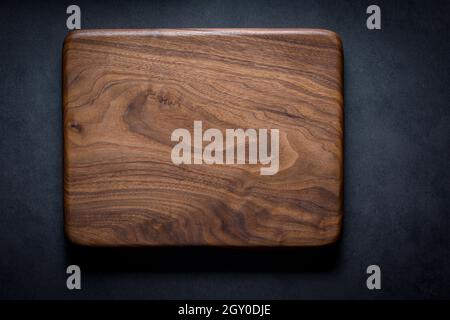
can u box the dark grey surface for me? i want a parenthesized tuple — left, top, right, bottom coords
(1, 0, 449, 299)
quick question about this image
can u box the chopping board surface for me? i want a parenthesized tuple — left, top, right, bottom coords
(63, 29, 343, 246)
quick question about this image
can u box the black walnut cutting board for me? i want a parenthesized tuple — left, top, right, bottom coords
(63, 29, 344, 246)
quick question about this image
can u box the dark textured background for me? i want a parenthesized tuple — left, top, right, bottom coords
(1, 0, 449, 299)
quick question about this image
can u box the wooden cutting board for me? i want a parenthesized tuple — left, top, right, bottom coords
(63, 29, 343, 246)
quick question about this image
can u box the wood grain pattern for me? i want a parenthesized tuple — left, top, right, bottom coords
(63, 29, 343, 246)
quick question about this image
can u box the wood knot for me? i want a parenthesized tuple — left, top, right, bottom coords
(68, 121, 82, 133)
(157, 90, 179, 109)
